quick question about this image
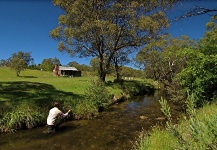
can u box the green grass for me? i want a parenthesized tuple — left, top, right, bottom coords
(0, 67, 94, 115)
(0, 67, 93, 95)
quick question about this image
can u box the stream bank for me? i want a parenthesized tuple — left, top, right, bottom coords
(0, 90, 182, 150)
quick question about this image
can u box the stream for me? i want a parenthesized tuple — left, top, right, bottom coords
(0, 90, 182, 150)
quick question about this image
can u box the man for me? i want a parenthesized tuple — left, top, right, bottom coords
(47, 102, 71, 134)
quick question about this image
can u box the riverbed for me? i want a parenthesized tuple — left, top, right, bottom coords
(0, 90, 182, 150)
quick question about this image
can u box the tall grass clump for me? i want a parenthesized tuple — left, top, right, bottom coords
(133, 127, 179, 150)
(0, 101, 46, 133)
(63, 96, 99, 119)
(72, 100, 99, 119)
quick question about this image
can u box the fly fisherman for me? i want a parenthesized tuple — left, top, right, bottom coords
(47, 102, 71, 134)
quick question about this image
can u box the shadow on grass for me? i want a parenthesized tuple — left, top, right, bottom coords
(19, 76, 38, 78)
(0, 81, 83, 109)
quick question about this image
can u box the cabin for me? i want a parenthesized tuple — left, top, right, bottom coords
(53, 65, 81, 77)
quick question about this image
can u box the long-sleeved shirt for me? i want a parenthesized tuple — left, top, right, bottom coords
(47, 107, 69, 126)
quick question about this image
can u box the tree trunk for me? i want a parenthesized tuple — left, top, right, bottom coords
(115, 65, 121, 81)
(16, 71, 20, 77)
(99, 70, 106, 82)
(99, 57, 105, 82)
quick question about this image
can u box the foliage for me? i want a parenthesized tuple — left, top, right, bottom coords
(0, 59, 8, 67)
(177, 49, 217, 106)
(50, 0, 176, 81)
(0, 101, 46, 132)
(159, 97, 171, 122)
(84, 78, 111, 110)
(120, 80, 155, 97)
(73, 100, 99, 119)
(185, 92, 196, 116)
(7, 51, 34, 76)
(175, 17, 217, 106)
(111, 50, 131, 81)
(63, 96, 98, 119)
(40, 57, 60, 71)
(67, 61, 92, 72)
(90, 57, 113, 76)
(136, 34, 197, 84)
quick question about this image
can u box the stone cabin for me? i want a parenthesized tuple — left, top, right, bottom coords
(53, 65, 81, 77)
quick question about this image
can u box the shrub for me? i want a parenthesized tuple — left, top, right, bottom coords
(121, 80, 155, 97)
(84, 78, 111, 110)
(177, 51, 217, 107)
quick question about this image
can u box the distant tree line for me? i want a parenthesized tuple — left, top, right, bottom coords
(0, 53, 143, 78)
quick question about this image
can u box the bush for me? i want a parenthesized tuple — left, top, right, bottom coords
(177, 50, 217, 107)
(121, 80, 155, 97)
(84, 78, 111, 110)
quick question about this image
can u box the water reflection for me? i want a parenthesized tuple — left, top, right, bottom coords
(0, 90, 182, 150)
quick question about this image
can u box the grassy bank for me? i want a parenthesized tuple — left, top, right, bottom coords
(0, 67, 155, 132)
(133, 101, 217, 150)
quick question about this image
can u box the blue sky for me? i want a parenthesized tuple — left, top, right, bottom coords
(0, 0, 216, 67)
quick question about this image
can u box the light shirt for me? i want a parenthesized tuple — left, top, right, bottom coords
(47, 107, 69, 125)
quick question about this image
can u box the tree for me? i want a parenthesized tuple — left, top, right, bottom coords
(0, 59, 8, 67)
(40, 57, 60, 71)
(7, 51, 34, 76)
(67, 61, 81, 70)
(136, 34, 196, 85)
(50, 0, 177, 82)
(177, 16, 217, 106)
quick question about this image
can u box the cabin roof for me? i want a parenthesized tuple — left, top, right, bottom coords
(58, 66, 78, 71)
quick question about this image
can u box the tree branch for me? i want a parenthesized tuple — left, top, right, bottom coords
(173, 6, 217, 22)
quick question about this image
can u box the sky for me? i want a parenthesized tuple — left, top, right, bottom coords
(0, 0, 217, 67)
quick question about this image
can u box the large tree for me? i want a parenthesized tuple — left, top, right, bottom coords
(7, 51, 34, 76)
(50, 0, 177, 81)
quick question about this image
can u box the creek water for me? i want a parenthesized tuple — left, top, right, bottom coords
(0, 90, 182, 150)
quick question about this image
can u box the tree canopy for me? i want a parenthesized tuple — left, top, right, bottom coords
(50, 0, 177, 81)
